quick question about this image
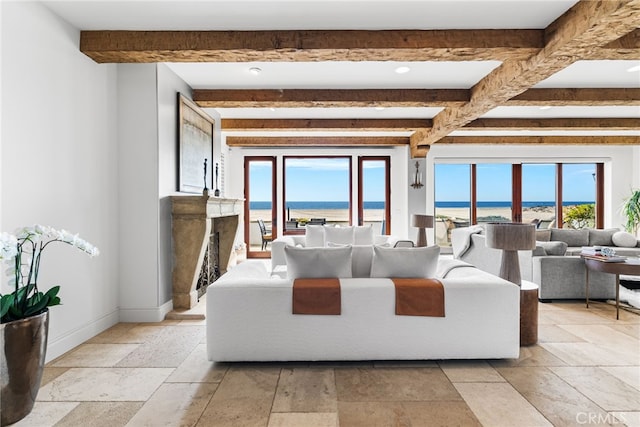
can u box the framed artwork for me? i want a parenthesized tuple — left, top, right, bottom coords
(178, 94, 214, 193)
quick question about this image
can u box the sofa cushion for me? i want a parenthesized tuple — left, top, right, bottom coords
(536, 240, 568, 256)
(588, 228, 617, 246)
(535, 229, 551, 242)
(325, 226, 355, 245)
(354, 225, 374, 245)
(612, 231, 638, 248)
(285, 246, 352, 279)
(550, 228, 589, 247)
(305, 225, 325, 247)
(370, 245, 440, 278)
(328, 243, 374, 278)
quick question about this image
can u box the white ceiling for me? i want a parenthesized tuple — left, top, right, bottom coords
(43, 0, 640, 137)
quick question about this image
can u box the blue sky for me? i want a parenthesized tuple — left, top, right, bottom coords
(435, 163, 596, 202)
(249, 158, 385, 202)
(250, 160, 597, 203)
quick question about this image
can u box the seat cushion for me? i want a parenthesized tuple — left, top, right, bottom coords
(550, 228, 589, 247)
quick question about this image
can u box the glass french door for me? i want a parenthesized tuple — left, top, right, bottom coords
(358, 157, 390, 235)
(244, 157, 276, 258)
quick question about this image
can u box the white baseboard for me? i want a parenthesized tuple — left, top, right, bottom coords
(45, 300, 174, 362)
(46, 309, 120, 362)
(118, 299, 173, 323)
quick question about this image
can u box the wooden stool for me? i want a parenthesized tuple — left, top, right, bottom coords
(520, 281, 539, 346)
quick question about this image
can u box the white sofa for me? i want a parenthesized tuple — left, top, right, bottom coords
(206, 259, 520, 362)
(271, 224, 399, 270)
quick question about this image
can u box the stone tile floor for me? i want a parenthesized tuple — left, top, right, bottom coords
(13, 300, 640, 427)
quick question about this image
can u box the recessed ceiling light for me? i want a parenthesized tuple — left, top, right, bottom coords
(539, 106, 552, 110)
(395, 66, 411, 74)
(248, 67, 262, 75)
(627, 64, 640, 72)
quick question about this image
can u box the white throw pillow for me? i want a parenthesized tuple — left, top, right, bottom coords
(305, 225, 325, 247)
(612, 231, 638, 248)
(324, 226, 354, 245)
(354, 225, 374, 245)
(285, 246, 352, 279)
(328, 242, 373, 278)
(370, 245, 440, 278)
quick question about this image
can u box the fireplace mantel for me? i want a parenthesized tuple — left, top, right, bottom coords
(171, 193, 243, 310)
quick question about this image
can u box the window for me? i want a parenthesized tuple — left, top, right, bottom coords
(562, 163, 597, 229)
(476, 163, 512, 224)
(244, 157, 276, 257)
(283, 157, 352, 231)
(434, 164, 470, 247)
(359, 157, 390, 235)
(434, 161, 603, 247)
(522, 164, 557, 228)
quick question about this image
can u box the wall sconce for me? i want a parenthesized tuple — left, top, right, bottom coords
(410, 161, 423, 189)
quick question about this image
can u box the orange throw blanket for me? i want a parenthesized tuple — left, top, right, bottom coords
(392, 278, 445, 317)
(293, 278, 341, 315)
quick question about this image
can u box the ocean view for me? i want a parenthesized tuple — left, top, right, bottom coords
(249, 201, 594, 210)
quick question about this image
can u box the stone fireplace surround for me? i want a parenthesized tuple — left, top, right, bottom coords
(170, 193, 243, 311)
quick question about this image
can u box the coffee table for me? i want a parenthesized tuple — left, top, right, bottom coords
(584, 257, 640, 319)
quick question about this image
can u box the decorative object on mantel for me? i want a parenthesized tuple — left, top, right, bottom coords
(203, 158, 208, 193)
(411, 214, 434, 247)
(485, 222, 536, 285)
(0, 225, 99, 426)
(410, 161, 423, 189)
(214, 162, 220, 197)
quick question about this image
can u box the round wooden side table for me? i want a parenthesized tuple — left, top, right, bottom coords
(520, 281, 539, 346)
(584, 257, 640, 320)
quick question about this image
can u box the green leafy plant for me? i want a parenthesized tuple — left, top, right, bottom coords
(0, 225, 99, 323)
(622, 189, 640, 235)
(563, 204, 595, 229)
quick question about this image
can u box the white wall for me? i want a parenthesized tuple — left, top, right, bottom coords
(116, 64, 163, 321)
(407, 158, 427, 240)
(1, 1, 119, 361)
(117, 63, 208, 321)
(425, 144, 638, 234)
(224, 144, 410, 242)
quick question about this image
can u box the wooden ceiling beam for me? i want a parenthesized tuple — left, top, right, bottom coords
(221, 117, 639, 132)
(226, 136, 409, 147)
(196, 87, 638, 109)
(465, 118, 640, 130)
(436, 135, 640, 145)
(221, 118, 431, 131)
(79, 29, 543, 63)
(410, 0, 640, 149)
(508, 88, 640, 106)
(194, 89, 468, 108)
(589, 28, 640, 59)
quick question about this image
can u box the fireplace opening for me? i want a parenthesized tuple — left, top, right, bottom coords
(196, 230, 220, 299)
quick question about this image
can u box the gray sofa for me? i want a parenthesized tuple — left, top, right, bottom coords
(451, 227, 640, 301)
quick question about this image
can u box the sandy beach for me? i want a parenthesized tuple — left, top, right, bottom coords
(249, 206, 556, 224)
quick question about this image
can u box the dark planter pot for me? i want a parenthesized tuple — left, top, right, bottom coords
(1, 310, 49, 426)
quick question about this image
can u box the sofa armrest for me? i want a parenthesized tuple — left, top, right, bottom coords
(271, 236, 298, 269)
(458, 234, 535, 281)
